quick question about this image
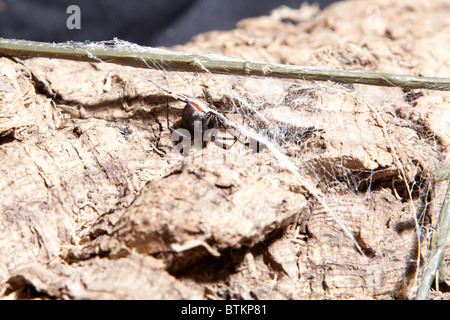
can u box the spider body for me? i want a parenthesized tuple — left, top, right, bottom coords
(167, 101, 245, 146)
(181, 103, 213, 137)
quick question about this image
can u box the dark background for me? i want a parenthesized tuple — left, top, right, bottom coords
(0, 0, 337, 46)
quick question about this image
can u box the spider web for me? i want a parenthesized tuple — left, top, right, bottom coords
(60, 38, 449, 298)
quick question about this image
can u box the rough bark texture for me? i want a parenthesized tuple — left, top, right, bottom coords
(1, 0, 449, 299)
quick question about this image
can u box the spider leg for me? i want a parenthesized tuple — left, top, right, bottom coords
(170, 127, 191, 140)
(199, 112, 231, 149)
(215, 115, 246, 145)
(201, 113, 215, 138)
(209, 119, 232, 149)
(166, 98, 171, 129)
(202, 113, 214, 133)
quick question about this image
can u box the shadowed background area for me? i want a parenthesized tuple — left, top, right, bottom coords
(0, 0, 336, 46)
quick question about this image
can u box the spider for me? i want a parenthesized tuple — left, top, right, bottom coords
(166, 99, 245, 148)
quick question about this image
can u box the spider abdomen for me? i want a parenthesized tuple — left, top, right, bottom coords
(182, 103, 208, 137)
